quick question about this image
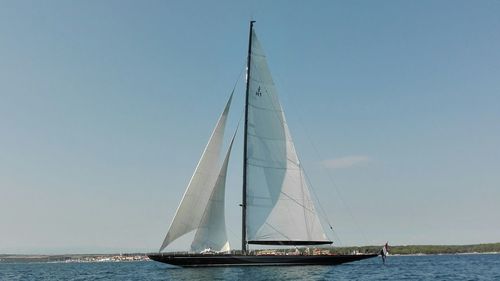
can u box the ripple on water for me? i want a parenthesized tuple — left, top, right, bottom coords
(1, 254, 499, 281)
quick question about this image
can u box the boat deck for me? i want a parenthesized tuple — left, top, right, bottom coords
(147, 252, 378, 267)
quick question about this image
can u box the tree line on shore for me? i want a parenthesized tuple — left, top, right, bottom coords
(330, 243, 500, 255)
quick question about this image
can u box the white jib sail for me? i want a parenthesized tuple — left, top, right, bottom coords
(191, 133, 236, 252)
(245, 29, 329, 243)
(159, 93, 233, 252)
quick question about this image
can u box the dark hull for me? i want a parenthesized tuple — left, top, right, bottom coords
(147, 253, 378, 267)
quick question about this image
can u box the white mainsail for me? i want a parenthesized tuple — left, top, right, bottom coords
(191, 133, 236, 252)
(245, 29, 329, 244)
(159, 94, 233, 252)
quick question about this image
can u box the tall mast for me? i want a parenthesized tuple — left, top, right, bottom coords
(242, 20, 255, 254)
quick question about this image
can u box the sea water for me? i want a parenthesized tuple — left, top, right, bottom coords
(1, 254, 499, 280)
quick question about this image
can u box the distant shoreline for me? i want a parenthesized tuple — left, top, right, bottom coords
(0, 253, 149, 264)
(331, 242, 500, 256)
(2, 243, 499, 263)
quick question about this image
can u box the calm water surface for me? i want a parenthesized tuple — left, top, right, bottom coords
(1, 254, 499, 280)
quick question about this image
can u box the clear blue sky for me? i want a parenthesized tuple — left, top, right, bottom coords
(1, 0, 499, 254)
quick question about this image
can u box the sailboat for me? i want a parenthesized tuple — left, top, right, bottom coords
(147, 21, 378, 267)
